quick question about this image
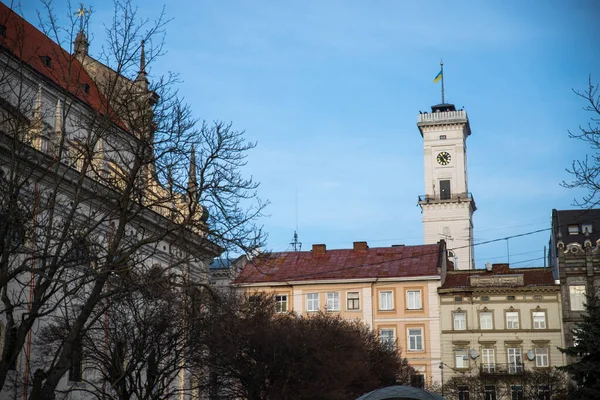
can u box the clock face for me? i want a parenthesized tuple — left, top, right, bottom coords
(436, 151, 451, 165)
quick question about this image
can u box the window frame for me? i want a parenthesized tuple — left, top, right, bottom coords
(453, 311, 467, 330)
(505, 310, 520, 329)
(479, 311, 493, 330)
(406, 289, 423, 310)
(326, 292, 340, 311)
(379, 290, 394, 311)
(274, 294, 288, 313)
(535, 347, 549, 368)
(455, 348, 468, 369)
(378, 328, 396, 350)
(507, 347, 523, 374)
(306, 293, 319, 312)
(481, 348, 495, 372)
(569, 285, 586, 311)
(532, 311, 547, 329)
(440, 179, 451, 200)
(484, 385, 496, 400)
(346, 291, 360, 311)
(407, 327, 424, 352)
(510, 385, 523, 400)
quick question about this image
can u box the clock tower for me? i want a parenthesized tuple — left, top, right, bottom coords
(418, 103, 476, 270)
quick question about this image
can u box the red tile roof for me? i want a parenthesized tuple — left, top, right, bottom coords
(440, 264, 556, 290)
(0, 3, 121, 127)
(233, 243, 443, 284)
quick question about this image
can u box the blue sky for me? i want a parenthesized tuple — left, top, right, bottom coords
(21, 0, 600, 267)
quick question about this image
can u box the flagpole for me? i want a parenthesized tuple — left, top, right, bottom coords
(440, 61, 445, 104)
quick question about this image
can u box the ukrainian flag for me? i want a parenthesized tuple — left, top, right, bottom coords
(433, 70, 442, 83)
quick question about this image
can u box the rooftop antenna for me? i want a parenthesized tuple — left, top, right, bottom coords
(290, 187, 302, 251)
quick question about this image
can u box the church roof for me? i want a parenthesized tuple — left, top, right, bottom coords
(0, 3, 123, 128)
(233, 242, 444, 285)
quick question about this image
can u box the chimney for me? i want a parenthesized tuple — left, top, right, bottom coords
(312, 244, 326, 255)
(353, 241, 368, 252)
(492, 263, 510, 272)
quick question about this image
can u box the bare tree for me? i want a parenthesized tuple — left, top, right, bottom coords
(0, 1, 266, 399)
(562, 76, 600, 207)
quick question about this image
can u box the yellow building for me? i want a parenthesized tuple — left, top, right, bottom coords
(233, 240, 449, 387)
(438, 263, 565, 399)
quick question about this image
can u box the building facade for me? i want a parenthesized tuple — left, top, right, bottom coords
(418, 104, 476, 270)
(233, 241, 449, 387)
(438, 264, 565, 399)
(549, 208, 600, 365)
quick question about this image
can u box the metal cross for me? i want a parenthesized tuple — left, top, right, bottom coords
(74, 3, 91, 33)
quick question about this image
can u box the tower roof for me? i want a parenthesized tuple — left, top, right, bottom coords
(431, 103, 456, 112)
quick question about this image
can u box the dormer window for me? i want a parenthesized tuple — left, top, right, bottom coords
(568, 224, 579, 235)
(582, 223, 593, 235)
(0, 25, 6, 37)
(40, 56, 51, 67)
(82, 83, 90, 94)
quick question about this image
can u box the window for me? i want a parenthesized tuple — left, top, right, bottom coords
(458, 386, 470, 400)
(568, 224, 579, 235)
(506, 311, 519, 329)
(407, 328, 423, 351)
(406, 290, 422, 310)
(440, 180, 451, 200)
(379, 328, 396, 350)
(82, 83, 90, 94)
(570, 285, 586, 311)
(533, 311, 546, 329)
(507, 295, 515, 301)
(481, 348, 495, 372)
(480, 312, 493, 329)
(511, 385, 523, 400)
(455, 349, 468, 369)
(454, 312, 466, 330)
(481, 295, 490, 302)
(347, 291, 360, 310)
(40, 55, 52, 67)
(507, 348, 522, 374)
(275, 295, 287, 313)
(439, 135, 447, 140)
(410, 374, 425, 389)
(455, 296, 463, 302)
(538, 385, 550, 400)
(326, 292, 340, 311)
(484, 385, 496, 400)
(379, 290, 394, 310)
(306, 293, 319, 312)
(582, 223, 593, 234)
(535, 347, 549, 367)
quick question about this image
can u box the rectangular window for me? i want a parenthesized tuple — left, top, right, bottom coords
(535, 348, 549, 367)
(533, 311, 546, 329)
(379, 328, 396, 350)
(484, 385, 496, 400)
(570, 285, 586, 311)
(511, 385, 523, 400)
(568, 224, 579, 235)
(453, 312, 466, 330)
(407, 328, 423, 351)
(481, 348, 495, 372)
(275, 295, 288, 313)
(379, 290, 394, 311)
(326, 292, 340, 311)
(406, 290, 422, 310)
(538, 385, 550, 400)
(410, 374, 425, 389)
(480, 312, 493, 330)
(582, 223, 593, 234)
(506, 311, 519, 329)
(455, 349, 468, 369)
(306, 293, 319, 312)
(347, 292, 360, 310)
(440, 179, 451, 200)
(507, 348, 523, 374)
(458, 386, 470, 400)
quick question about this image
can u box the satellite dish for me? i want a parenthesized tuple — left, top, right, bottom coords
(469, 349, 479, 360)
(485, 262, 492, 272)
(527, 350, 535, 361)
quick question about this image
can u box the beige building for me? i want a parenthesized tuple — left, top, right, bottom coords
(438, 263, 565, 399)
(233, 241, 450, 387)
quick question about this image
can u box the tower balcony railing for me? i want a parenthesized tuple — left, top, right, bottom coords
(480, 363, 524, 376)
(418, 192, 477, 211)
(417, 110, 468, 124)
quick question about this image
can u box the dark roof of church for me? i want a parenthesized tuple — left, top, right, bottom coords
(0, 3, 122, 127)
(440, 264, 556, 290)
(233, 242, 444, 284)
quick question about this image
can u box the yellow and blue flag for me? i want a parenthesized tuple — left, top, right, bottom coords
(433, 70, 442, 83)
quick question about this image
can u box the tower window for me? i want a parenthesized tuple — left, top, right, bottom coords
(440, 180, 451, 200)
(40, 56, 51, 67)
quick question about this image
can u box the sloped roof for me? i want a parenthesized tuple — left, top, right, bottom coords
(0, 3, 120, 126)
(552, 208, 600, 245)
(233, 243, 443, 285)
(440, 264, 555, 290)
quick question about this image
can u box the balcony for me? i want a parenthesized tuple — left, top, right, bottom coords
(418, 192, 477, 210)
(480, 363, 524, 376)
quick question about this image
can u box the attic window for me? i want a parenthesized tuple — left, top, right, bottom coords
(454, 296, 463, 302)
(40, 56, 51, 67)
(0, 25, 6, 37)
(82, 83, 90, 94)
(507, 295, 515, 301)
(481, 296, 490, 302)
(582, 223, 593, 235)
(568, 224, 579, 235)
(439, 135, 447, 140)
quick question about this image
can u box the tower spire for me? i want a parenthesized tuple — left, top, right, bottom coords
(73, 4, 90, 57)
(135, 40, 148, 89)
(187, 145, 198, 204)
